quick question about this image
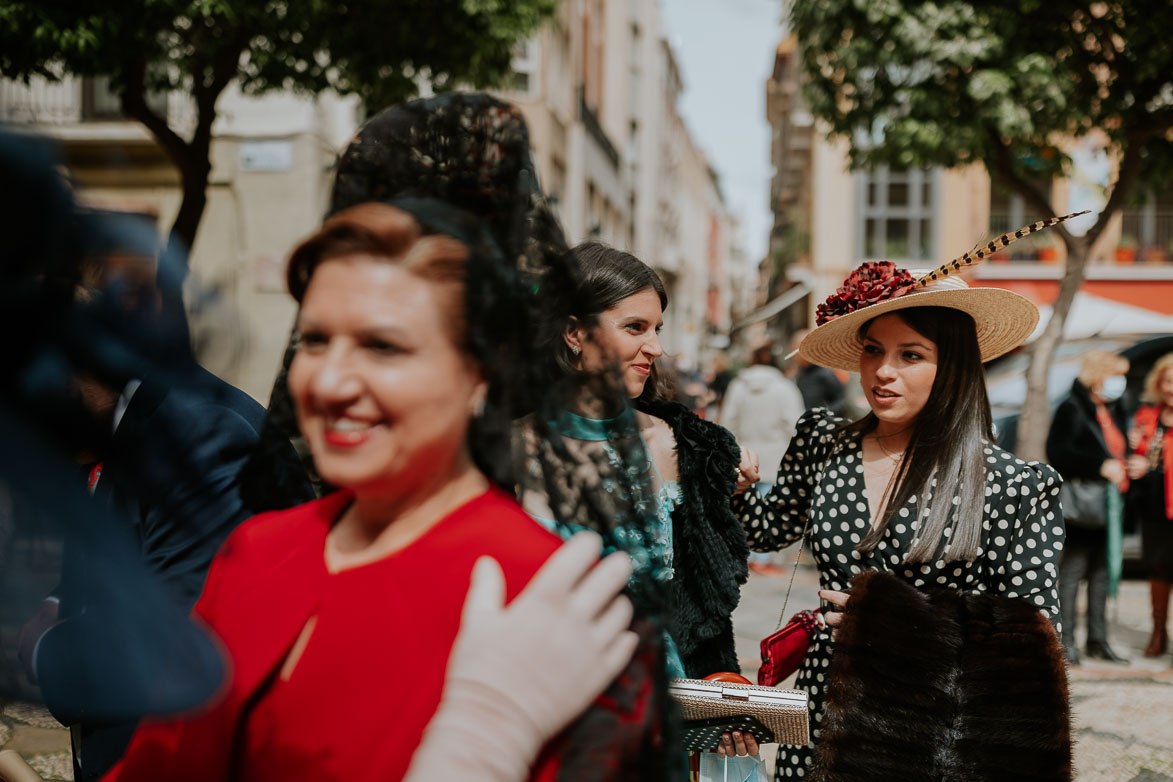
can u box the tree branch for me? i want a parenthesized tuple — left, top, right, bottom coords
(1089, 131, 1145, 243)
(187, 28, 250, 156)
(982, 125, 1080, 249)
(209, 29, 250, 98)
(120, 58, 190, 172)
(1137, 107, 1173, 139)
(191, 26, 250, 111)
(985, 127, 1054, 214)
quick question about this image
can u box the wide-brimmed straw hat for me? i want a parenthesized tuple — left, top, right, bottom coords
(798, 211, 1087, 372)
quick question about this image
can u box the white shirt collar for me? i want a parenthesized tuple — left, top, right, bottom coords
(112, 379, 142, 433)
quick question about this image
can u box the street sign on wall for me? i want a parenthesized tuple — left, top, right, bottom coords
(239, 140, 292, 172)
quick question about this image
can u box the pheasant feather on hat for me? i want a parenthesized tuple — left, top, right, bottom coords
(798, 211, 1089, 372)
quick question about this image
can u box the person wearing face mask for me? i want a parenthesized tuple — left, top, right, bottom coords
(1047, 350, 1131, 665)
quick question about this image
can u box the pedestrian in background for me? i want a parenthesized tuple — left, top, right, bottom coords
(1126, 352, 1173, 659)
(1047, 350, 1131, 665)
(705, 353, 734, 419)
(723, 339, 803, 576)
(674, 354, 711, 416)
(722, 339, 805, 486)
(784, 328, 846, 415)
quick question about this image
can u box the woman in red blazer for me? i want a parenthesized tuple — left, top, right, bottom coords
(1127, 353, 1173, 658)
(106, 95, 665, 782)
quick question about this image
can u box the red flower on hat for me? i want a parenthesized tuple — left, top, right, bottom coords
(815, 261, 915, 326)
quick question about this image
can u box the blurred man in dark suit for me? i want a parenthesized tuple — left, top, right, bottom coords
(785, 329, 846, 414)
(18, 221, 314, 782)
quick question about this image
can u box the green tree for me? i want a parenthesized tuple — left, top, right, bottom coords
(0, 0, 556, 258)
(790, 0, 1173, 458)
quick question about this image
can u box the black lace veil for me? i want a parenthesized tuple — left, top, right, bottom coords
(254, 94, 676, 778)
(257, 95, 669, 587)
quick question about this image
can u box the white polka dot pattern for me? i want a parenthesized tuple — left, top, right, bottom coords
(732, 407, 1066, 779)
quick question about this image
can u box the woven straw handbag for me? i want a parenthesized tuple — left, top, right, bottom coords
(669, 679, 809, 747)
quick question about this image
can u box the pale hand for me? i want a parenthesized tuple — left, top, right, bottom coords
(716, 730, 760, 758)
(404, 533, 638, 782)
(819, 589, 851, 640)
(1127, 454, 1151, 481)
(734, 446, 761, 495)
(1101, 458, 1127, 491)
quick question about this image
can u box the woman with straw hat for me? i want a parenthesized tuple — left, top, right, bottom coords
(735, 215, 1082, 780)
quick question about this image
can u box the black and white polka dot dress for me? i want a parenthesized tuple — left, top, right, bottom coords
(735, 408, 1064, 779)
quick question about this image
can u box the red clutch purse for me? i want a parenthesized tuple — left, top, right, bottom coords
(757, 608, 823, 687)
(753, 449, 836, 688)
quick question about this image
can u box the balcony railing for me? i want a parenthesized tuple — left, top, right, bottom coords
(0, 77, 84, 124)
(988, 211, 1173, 264)
(1, 75, 168, 125)
(577, 86, 620, 170)
(987, 212, 1056, 261)
(1121, 211, 1173, 263)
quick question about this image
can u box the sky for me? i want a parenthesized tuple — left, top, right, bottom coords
(660, 0, 784, 264)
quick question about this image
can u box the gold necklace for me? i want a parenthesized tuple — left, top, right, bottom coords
(873, 435, 905, 463)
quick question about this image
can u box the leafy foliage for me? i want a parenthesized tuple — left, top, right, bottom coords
(791, 0, 1173, 203)
(790, 0, 1173, 457)
(0, 0, 557, 249)
(0, 0, 556, 110)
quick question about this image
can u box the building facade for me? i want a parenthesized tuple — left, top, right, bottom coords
(500, 0, 742, 365)
(1, 9, 741, 400)
(762, 33, 1173, 341)
(1, 75, 360, 400)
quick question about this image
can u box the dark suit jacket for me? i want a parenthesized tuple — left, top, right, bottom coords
(1045, 378, 1128, 548)
(796, 365, 846, 415)
(43, 368, 315, 781)
(1046, 379, 1127, 482)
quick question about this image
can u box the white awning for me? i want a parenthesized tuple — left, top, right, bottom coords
(1029, 292, 1173, 341)
(732, 283, 810, 331)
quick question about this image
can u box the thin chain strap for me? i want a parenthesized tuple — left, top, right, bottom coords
(771, 439, 840, 631)
(772, 516, 813, 631)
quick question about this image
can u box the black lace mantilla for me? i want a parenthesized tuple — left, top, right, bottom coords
(245, 93, 676, 780)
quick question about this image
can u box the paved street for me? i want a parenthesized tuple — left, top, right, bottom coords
(1, 558, 1170, 781)
(731, 554, 1173, 781)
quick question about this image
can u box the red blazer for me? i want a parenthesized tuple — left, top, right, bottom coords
(106, 486, 563, 782)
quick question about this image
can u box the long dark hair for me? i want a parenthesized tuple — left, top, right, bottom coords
(842, 306, 992, 563)
(554, 242, 671, 405)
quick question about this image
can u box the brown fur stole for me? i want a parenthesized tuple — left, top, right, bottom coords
(810, 571, 1071, 782)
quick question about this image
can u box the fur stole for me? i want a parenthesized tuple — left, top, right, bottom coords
(636, 398, 749, 677)
(811, 571, 1071, 782)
